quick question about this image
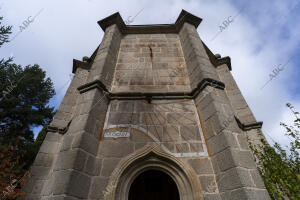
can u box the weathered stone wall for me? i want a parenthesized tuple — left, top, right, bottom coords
(216, 64, 256, 124)
(179, 22, 270, 199)
(216, 64, 266, 146)
(24, 11, 270, 200)
(95, 99, 215, 200)
(23, 66, 89, 199)
(102, 99, 207, 156)
(24, 23, 119, 199)
(88, 24, 122, 90)
(195, 86, 269, 199)
(112, 34, 191, 93)
(179, 23, 219, 90)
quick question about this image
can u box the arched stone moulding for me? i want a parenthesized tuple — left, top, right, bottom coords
(104, 144, 203, 200)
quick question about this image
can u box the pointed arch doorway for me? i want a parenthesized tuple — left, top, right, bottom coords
(105, 145, 203, 200)
(128, 170, 180, 200)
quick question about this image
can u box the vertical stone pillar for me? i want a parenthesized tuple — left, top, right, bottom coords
(87, 24, 122, 89)
(216, 63, 265, 146)
(179, 22, 270, 199)
(42, 88, 107, 199)
(23, 132, 62, 200)
(179, 23, 220, 90)
(24, 22, 122, 199)
(23, 64, 88, 199)
(195, 88, 269, 199)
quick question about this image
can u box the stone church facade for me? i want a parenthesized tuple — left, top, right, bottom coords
(24, 10, 271, 200)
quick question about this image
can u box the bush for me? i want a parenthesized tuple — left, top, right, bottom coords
(248, 104, 300, 199)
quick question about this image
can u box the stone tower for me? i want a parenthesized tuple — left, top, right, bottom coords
(24, 10, 270, 200)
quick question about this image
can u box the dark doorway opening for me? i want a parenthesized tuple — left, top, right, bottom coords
(128, 170, 180, 200)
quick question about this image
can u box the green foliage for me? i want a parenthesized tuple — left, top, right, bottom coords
(0, 59, 55, 148)
(0, 55, 54, 199)
(248, 103, 300, 200)
(0, 16, 12, 47)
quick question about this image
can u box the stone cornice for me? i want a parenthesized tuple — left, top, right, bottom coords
(77, 80, 109, 94)
(77, 78, 225, 102)
(234, 116, 263, 131)
(97, 10, 202, 34)
(216, 56, 232, 71)
(47, 120, 72, 134)
(77, 79, 263, 130)
(190, 78, 225, 99)
(72, 59, 91, 74)
(202, 41, 232, 71)
(72, 44, 99, 74)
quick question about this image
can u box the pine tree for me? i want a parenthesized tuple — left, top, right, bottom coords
(0, 15, 55, 199)
(0, 16, 12, 48)
(0, 60, 55, 148)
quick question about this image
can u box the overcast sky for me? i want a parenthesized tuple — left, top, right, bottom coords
(0, 0, 299, 147)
